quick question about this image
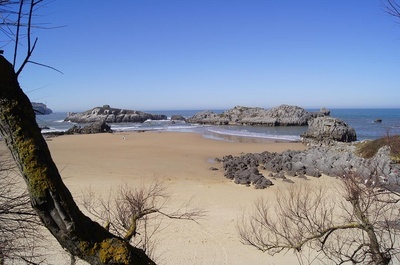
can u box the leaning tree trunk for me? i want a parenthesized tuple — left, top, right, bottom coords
(350, 192, 391, 265)
(0, 55, 155, 265)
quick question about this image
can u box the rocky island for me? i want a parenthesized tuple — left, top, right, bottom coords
(188, 104, 330, 126)
(65, 105, 167, 123)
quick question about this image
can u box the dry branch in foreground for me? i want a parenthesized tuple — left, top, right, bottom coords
(82, 181, 206, 261)
(238, 174, 400, 264)
(0, 153, 45, 264)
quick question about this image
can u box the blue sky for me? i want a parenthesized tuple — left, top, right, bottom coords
(3, 1, 400, 112)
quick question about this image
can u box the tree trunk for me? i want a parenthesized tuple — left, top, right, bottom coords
(351, 198, 390, 265)
(0, 55, 155, 264)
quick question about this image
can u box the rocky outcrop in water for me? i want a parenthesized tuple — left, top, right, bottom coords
(66, 120, 112, 134)
(65, 106, 167, 123)
(43, 120, 113, 137)
(32, 102, 52, 115)
(171, 115, 186, 121)
(301, 116, 357, 144)
(187, 105, 327, 126)
(219, 143, 399, 189)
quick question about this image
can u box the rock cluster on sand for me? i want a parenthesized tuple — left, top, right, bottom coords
(220, 143, 399, 189)
(187, 104, 327, 126)
(221, 154, 274, 189)
(65, 106, 167, 123)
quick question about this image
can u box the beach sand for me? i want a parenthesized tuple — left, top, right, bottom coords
(2, 132, 337, 264)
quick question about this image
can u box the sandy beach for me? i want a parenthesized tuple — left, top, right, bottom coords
(2, 132, 336, 264)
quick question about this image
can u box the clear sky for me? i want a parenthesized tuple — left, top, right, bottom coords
(3, 1, 400, 112)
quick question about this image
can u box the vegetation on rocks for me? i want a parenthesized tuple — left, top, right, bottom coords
(356, 135, 400, 162)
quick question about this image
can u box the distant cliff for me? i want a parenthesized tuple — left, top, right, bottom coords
(65, 106, 167, 123)
(32, 102, 52, 115)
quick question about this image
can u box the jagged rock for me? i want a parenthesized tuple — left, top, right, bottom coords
(305, 166, 322, 178)
(301, 116, 357, 143)
(222, 154, 273, 188)
(273, 171, 286, 179)
(219, 144, 400, 188)
(65, 106, 167, 123)
(188, 105, 327, 126)
(320, 107, 331, 116)
(171, 115, 186, 121)
(65, 121, 112, 134)
(188, 110, 229, 125)
(286, 161, 306, 177)
(32, 102, 52, 115)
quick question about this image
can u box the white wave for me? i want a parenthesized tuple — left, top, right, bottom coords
(111, 125, 140, 131)
(61, 120, 77, 124)
(206, 128, 301, 142)
(41, 128, 68, 133)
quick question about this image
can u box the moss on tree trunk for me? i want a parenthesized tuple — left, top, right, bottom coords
(0, 55, 155, 264)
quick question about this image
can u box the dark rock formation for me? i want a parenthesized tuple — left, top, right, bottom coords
(301, 116, 357, 144)
(219, 143, 400, 188)
(65, 106, 167, 123)
(32, 102, 52, 115)
(187, 105, 327, 126)
(222, 154, 274, 189)
(44, 121, 113, 137)
(65, 120, 112, 134)
(171, 115, 186, 121)
(188, 110, 227, 125)
(320, 107, 331, 116)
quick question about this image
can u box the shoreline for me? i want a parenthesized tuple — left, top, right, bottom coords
(46, 131, 307, 185)
(42, 124, 304, 143)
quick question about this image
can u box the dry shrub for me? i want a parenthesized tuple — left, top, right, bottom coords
(356, 135, 400, 161)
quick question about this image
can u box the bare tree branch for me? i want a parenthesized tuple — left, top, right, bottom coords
(1, 0, 61, 76)
(12, 0, 23, 67)
(383, 0, 400, 18)
(0, 150, 46, 264)
(82, 181, 206, 260)
(238, 173, 399, 264)
(27, 60, 63, 74)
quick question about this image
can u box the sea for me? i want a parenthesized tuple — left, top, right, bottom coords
(35, 109, 400, 142)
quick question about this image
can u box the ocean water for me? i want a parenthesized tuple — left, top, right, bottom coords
(35, 109, 400, 142)
(329, 109, 400, 141)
